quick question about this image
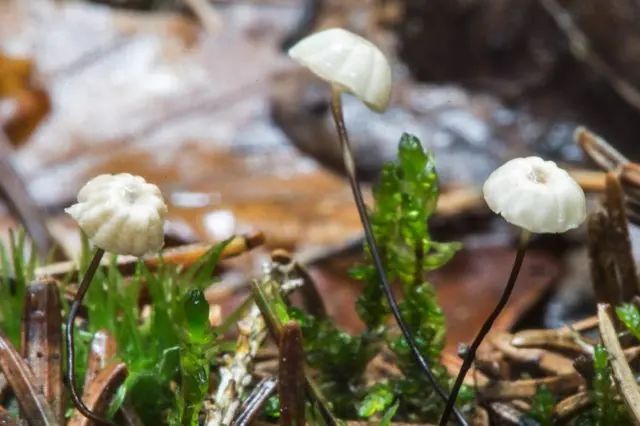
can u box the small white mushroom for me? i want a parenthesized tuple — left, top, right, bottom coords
(291, 27, 463, 419)
(64, 173, 168, 424)
(483, 156, 587, 234)
(66, 173, 167, 257)
(444, 156, 588, 423)
(288, 27, 392, 113)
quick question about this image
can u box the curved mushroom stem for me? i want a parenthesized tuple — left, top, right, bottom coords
(439, 230, 531, 426)
(65, 248, 116, 426)
(329, 85, 468, 426)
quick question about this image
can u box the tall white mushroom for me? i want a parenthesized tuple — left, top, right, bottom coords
(64, 173, 167, 424)
(288, 28, 391, 177)
(439, 156, 587, 425)
(288, 28, 467, 423)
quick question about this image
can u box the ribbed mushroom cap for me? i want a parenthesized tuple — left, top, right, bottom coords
(288, 28, 392, 113)
(483, 156, 586, 234)
(65, 173, 167, 256)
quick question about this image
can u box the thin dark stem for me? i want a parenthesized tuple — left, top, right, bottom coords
(65, 248, 116, 426)
(439, 231, 530, 426)
(329, 87, 467, 426)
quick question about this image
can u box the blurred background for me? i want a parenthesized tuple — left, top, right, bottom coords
(2, 0, 639, 354)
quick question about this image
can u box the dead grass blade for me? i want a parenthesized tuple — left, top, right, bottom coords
(490, 333, 576, 375)
(37, 231, 265, 282)
(510, 329, 588, 354)
(598, 303, 640, 423)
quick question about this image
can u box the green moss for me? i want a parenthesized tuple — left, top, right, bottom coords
(529, 385, 555, 426)
(616, 304, 640, 340)
(287, 133, 470, 422)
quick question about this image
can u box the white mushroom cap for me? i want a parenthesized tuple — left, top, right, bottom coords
(287, 27, 392, 113)
(65, 173, 168, 257)
(483, 156, 586, 234)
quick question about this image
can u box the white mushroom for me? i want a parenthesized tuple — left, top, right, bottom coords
(288, 27, 392, 113)
(443, 155, 588, 424)
(483, 156, 586, 233)
(64, 173, 168, 425)
(66, 173, 167, 257)
(292, 28, 467, 419)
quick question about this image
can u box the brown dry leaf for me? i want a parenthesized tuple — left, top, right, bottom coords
(19, 279, 64, 424)
(0, 53, 51, 146)
(0, 332, 59, 426)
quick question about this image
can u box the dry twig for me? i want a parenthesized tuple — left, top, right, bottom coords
(510, 329, 589, 354)
(37, 231, 264, 283)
